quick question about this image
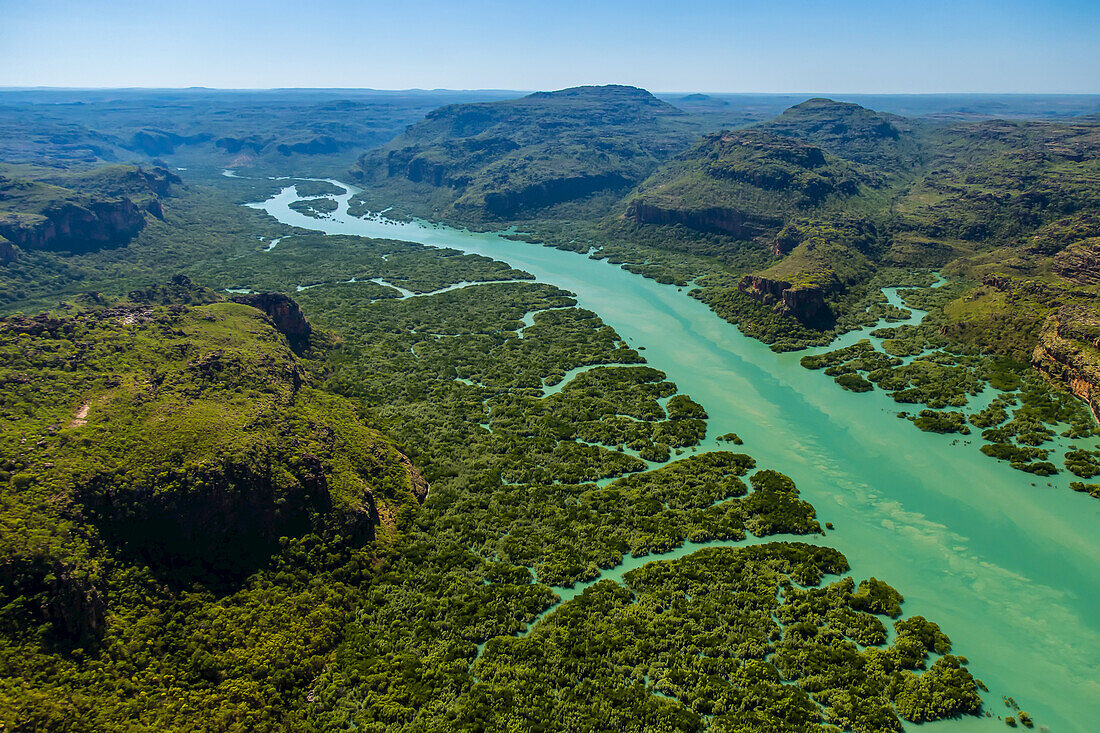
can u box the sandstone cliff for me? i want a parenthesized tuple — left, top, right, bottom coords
(479, 173, 631, 217)
(230, 292, 313, 354)
(0, 198, 146, 253)
(1032, 304, 1100, 421)
(0, 559, 105, 646)
(1052, 238, 1100, 285)
(626, 200, 779, 238)
(738, 275, 831, 326)
(0, 236, 15, 265)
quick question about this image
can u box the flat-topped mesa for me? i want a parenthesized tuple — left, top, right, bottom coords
(0, 197, 146, 252)
(1, 291, 423, 605)
(738, 274, 830, 326)
(0, 165, 179, 254)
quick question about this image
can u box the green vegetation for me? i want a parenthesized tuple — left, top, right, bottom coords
(626, 129, 873, 241)
(0, 288, 425, 729)
(910, 409, 970, 434)
(1065, 448, 1100, 477)
(352, 85, 709, 218)
(288, 197, 338, 217)
(1070, 481, 1100, 499)
(9, 86, 1083, 730)
(0, 165, 176, 256)
(798, 278, 1099, 485)
(198, 233, 531, 295)
(0, 263, 993, 729)
(291, 180, 346, 197)
(317, 543, 981, 732)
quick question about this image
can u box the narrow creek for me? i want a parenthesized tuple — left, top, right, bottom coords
(249, 179, 1100, 732)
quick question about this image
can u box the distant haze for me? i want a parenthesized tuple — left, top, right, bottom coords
(1, 0, 1098, 93)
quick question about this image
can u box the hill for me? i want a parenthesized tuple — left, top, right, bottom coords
(757, 98, 921, 168)
(625, 128, 874, 240)
(0, 165, 178, 255)
(350, 85, 703, 218)
(617, 100, 1100, 343)
(0, 282, 425, 726)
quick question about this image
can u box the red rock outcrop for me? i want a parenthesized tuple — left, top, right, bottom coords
(0, 198, 146, 253)
(1032, 304, 1100, 421)
(1052, 238, 1100, 285)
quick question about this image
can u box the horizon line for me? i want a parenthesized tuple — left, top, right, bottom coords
(2, 86, 1100, 97)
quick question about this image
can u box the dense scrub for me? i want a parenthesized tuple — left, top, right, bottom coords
(0, 289, 424, 730)
(799, 284, 1099, 485)
(310, 543, 983, 732)
(1, 87, 1059, 729)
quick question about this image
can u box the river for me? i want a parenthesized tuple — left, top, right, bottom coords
(249, 180, 1100, 732)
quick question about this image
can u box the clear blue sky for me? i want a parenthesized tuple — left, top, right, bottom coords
(1, 0, 1097, 93)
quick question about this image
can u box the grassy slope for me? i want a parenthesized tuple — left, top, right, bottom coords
(0, 291, 422, 730)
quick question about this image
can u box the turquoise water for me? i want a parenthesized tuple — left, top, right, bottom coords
(251, 181, 1100, 732)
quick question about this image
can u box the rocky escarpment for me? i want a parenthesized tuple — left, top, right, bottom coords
(0, 197, 146, 253)
(231, 292, 313, 353)
(738, 275, 831, 326)
(1053, 238, 1100, 285)
(626, 200, 780, 238)
(353, 85, 695, 219)
(131, 165, 181, 197)
(79, 452, 342, 582)
(479, 173, 632, 217)
(1032, 304, 1100, 421)
(276, 135, 347, 156)
(399, 452, 430, 503)
(0, 558, 106, 646)
(124, 129, 211, 156)
(381, 152, 460, 188)
(129, 273, 220, 306)
(624, 127, 870, 245)
(0, 165, 178, 254)
(215, 135, 272, 155)
(0, 236, 14, 264)
(1, 294, 421, 588)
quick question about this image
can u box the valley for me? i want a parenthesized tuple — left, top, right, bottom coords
(2, 85, 1100, 731)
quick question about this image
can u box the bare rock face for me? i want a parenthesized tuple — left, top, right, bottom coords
(399, 452, 430, 503)
(393, 154, 458, 187)
(276, 136, 345, 156)
(481, 173, 631, 217)
(626, 200, 771, 238)
(781, 286, 830, 325)
(1053, 237, 1100, 285)
(0, 559, 106, 646)
(738, 275, 831, 326)
(1032, 304, 1100, 420)
(0, 198, 147, 253)
(0, 236, 15, 265)
(79, 453, 337, 585)
(230, 292, 313, 354)
(43, 566, 106, 646)
(136, 166, 182, 197)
